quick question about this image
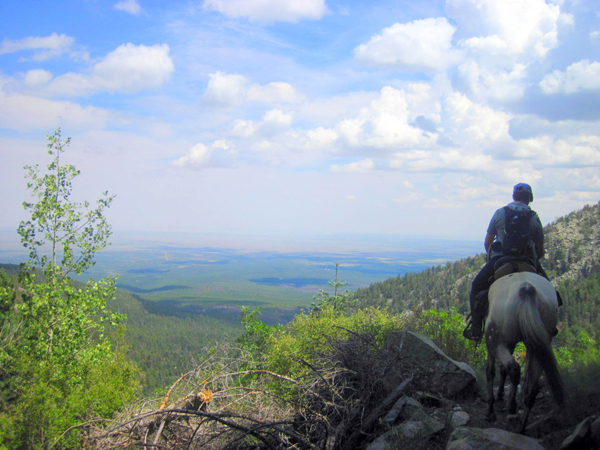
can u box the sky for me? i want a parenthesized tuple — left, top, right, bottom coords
(1, 0, 600, 252)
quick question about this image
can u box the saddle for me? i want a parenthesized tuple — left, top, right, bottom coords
(491, 255, 537, 283)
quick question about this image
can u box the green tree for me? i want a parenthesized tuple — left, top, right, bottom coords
(311, 263, 356, 314)
(0, 129, 139, 449)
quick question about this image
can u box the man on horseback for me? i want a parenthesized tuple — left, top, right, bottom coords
(463, 183, 549, 341)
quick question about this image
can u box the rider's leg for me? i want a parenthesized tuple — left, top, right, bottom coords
(465, 259, 497, 340)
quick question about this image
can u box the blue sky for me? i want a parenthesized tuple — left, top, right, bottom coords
(1, 0, 599, 251)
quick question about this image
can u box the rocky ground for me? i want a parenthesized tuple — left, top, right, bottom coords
(359, 332, 600, 450)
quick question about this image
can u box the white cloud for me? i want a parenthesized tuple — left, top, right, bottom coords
(443, 92, 512, 145)
(0, 33, 75, 61)
(538, 69, 565, 94)
(446, 0, 561, 57)
(354, 18, 462, 72)
(392, 193, 419, 203)
(456, 59, 527, 102)
(335, 86, 437, 149)
(515, 135, 600, 167)
(48, 43, 174, 96)
(262, 109, 293, 127)
(306, 127, 338, 149)
(172, 143, 212, 168)
(247, 82, 303, 103)
(114, 0, 141, 15)
(229, 119, 256, 138)
(203, 71, 248, 107)
(539, 60, 600, 94)
(331, 158, 374, 172)
(203, 0, 327, 23)
(0, 88, 112, 132)
(172, 140, 234, 169)
(24, 69, 53, 86)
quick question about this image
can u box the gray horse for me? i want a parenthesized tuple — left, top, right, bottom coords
(484, 271, 565, 433)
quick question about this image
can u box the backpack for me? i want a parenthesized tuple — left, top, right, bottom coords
(501, 206, 535, 257)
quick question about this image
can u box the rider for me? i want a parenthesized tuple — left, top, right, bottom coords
(463, 183, 546, 341)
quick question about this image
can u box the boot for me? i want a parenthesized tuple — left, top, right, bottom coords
(463, 313, 483, 342)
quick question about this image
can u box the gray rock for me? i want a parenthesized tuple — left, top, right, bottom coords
(367, 409, 444, 450)
(448, 410, 470, 429)
(560, 416, 596, 450)
(385, 332, 477, 399)
(446, 427, 547, 450)
(591, 415, 600, 444)
(383, 396, 422, 424)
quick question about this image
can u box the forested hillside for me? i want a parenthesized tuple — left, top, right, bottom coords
(354, 200, 600, 342)
(0, 263, 241, 393)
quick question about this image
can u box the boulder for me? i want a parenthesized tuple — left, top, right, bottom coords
(367, 407, 444, 450)
(560, 416, 596, 450)
(384, 332, 477, 399)
(448, 409, 470, 429)
(446, 427, 547, 450)
(383, 396, 421, 424)
(591, 415, 600, 445)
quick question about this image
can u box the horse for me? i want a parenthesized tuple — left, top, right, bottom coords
(484, 271, 565, 434)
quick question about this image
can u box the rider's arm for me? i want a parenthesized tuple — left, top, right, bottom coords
(532, 213, 545, 259)
(484, 232, 495, 252)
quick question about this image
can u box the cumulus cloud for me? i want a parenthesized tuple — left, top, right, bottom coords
(203, 72, 248, 106)
(203, 0, 327, 23)
(335, 85, 438, 149)
(539, 60, 600, 94)
(392, 193, 419, 203)
(262, 109, 293, 127)
(229, 119, 256, 138)
(515, 135, 600, 167)
(306, 127, 338, 149)
(354, 18, 462, 72)
(24, 69, 53, 86)
(0, 87, 112, 131)
(446, 0, 560, 57)
(114, 0, 141, 15)
(48, 43, 174, 96)
(331, 158, 374, 172)
(0, 33, 75, 61)
(204, 74, 304, 108)
(456, 59, 527, 102)
(443, 92, 512, 146)
(247, 82, 303, 103)
(172, 140, 233, 169)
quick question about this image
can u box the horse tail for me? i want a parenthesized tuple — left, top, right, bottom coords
(517, 283, 548, 350)
(517, 283, 565, 407)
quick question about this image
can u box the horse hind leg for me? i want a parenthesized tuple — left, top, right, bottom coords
(497, 365, 508, 402)
(520, 354, 543, 434)
(506, 358, 521, 415)
(494, 346, 520, 415)
(485, 352, 496, 421)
